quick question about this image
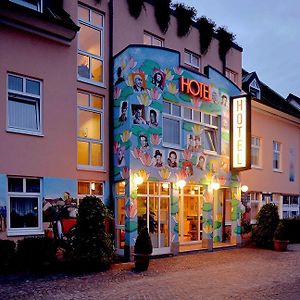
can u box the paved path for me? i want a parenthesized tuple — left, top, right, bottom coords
(1, 244, 300, 300)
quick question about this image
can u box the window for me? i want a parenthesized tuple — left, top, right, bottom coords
(115, 181, 126, 253)
(7, 74, 42, 135)
(184, 50, 200, 70)
(78, 181, 104, 200)
(162, 101, 219, 153)
(251, 136, 261, 167)
(249, 79, 260, 99)
(78, 6, 104, 84)
(9, 0, 42, 12)
(77, 91, 104, 169)
(282, 195, 299, 219)
(225, 68, 238, 84)
(7, 177, 42, 236)
(143, 32, 164, 47)
(273, 141, 281, 171)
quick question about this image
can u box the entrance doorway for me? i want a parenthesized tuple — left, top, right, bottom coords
(137, 182, 171, 255)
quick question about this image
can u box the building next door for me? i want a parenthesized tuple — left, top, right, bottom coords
(137, 182, 171, 255)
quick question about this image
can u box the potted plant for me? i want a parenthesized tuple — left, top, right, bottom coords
(134, 226, 153, 271)
(274, 221, 289, 251)
(173, 3, 196, 37)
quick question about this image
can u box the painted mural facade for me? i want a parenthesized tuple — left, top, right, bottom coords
(113, 46, 242, 257)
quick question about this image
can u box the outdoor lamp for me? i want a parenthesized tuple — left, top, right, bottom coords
(241, 185, 249, 193)
(133, 174, 144, 185)
(91, 182, 96, 191)
(211, 182, 220, 190)
(177, 179, 186, 189)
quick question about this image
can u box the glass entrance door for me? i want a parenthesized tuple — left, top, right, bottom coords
(137, 182, 170, 255)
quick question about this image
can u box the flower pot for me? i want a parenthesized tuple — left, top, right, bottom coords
(274, 240, 289, 251)
(134, 254, 150, 271)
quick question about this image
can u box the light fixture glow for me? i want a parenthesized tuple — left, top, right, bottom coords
(241, 185, 249, 193)
(162, 183, 169, 190)
(177, 179, 186, 189)
(91, 182, 96, 191)
(211, 182, 220, 190)
(133, 175, 144, 186)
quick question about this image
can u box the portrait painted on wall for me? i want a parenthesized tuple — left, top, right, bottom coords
(220, 93, 229, 108)
(182, 161, 193, 177)
(208, 159, 219, 174)
(153, 149, 164, 168)
(119, 101, 128, 123)
(115, 66, 125, 85)
(167, 150, 178, 168)
(147, 108, 159, 127)
(194, 135, 202, 152)
(130, 71, 146, 93)
(132, 104, 146, 125)
(196, 153, 207, 171)
(152, 69, 166, 90)
(211, 87, 219, 104)
(117, 145, 126, 167)
(139, 133, 149, 152)
(186, 134, 195, 152)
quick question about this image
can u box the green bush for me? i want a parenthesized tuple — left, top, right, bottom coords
(274, 221, 288, 241)
(67, 196, 114, 271)
(134, 227, 153, 255)
(252, 203, 279, 248)
(281, 219, 300, 243)
(0, 240, 16, 272)
(17, 237, 57, 270)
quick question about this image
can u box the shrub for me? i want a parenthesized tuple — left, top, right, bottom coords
(0, 240, 16, 272)
(134, 227, 153, 255)
(127, 0, 145, 19)
(17, 237, 57, 270)
(154, 0, 171, 34)
(67, 196, 114, 271)
(197, 16, 216, 55)
(252, 203, 279, 248)
(216, 26, 235, 62)
(173, 3, 196, 37)
(274, 221, 288, 241)
(281, 219, 300, 243)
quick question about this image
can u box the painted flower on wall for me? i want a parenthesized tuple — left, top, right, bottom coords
(159, 166, 171, 180)
(128, 56, 137, 69)
(113, 141, 120, 154)
(167, 82, 178, 94)
(137, 93, 151, 106)
(203, 223, 212, 234)
(191, 96, 202, 109)
(126, 198, 137, 219)
(137, 169, 150, 182)
(148, 87, 161, 100)
(131, 147, 142, 159)
(182, 149, 192, 160)
(150, 134, 162, 145)
(173, 66, 183, 75)
(163, 68, 174, 81)
(176, 169, 188, 181)
(140, 152, 152, 166)
(121, 130, 132, 143)
(192, 124, 202, 136)
(120, 166, 129, 179)
(114, 87, 121, 100)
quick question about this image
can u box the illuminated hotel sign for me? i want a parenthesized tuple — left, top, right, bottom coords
(230, 95, 251, 171)
(180, 77, 211, 101)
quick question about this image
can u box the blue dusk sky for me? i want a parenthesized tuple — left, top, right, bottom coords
(180, 0, 300, 98)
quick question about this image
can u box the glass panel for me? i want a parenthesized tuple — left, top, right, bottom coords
(149, 197, 158, 247)
(116, 229, 125, 249)
(91, 143, 102, 166)
(78, 181, 90, 194)
(8, 178, 23, 193)
(163, 101, 171, 114)
(143, 34, 151, 45)
(77, 54, 90, 79)
(91, 95, 102, 109)
(184, 107, 192, 119)
(116, 181, 125, 195)
(184, 52, 190, 64)
(78, 6, 89, 22)
(153, 37, 162, 47)
(10, 197, 38, 228)
(79, 24, 101, 56)
(78, 110, 100, 140)
(172, 104, 181, 117)
(184, 195, 198, 241)
(163, 117, 180, 145)
(137, 196, 147, 233)
(160, 197, 169, 247)
(91, 58, 103, 82)
(194, 111, 201, 122)
(161, 183, 169, 195)
(212, 116, 218, 126)
(8, 75, 23, 92)
(204, 114, 210, 124)
(26, 179, 40, 193)
(191, 55, 199, 67)
(26, 79, 40, 95)
(117, 198, 125, 225)
(203, 129, 216, 152)
(91, 11, 103, 27)
(92, 182, 103, 195)
(77, 92, 89, 106)
(137, 182, 147, 194)
(77, 141, 89, 165)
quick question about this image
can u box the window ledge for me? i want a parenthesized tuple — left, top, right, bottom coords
(203, 150, 218, 156)
(273, 169, 283, 173)
(77, 166, 106, 172)
(7, 229, 44, 237)
(162, 143, 182, 151)
(77, 77, 106, 89)
(7, 128, 44, 137)
(251, 165, 263, 170)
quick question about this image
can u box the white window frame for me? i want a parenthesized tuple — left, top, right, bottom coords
(9, 0, 43, 12)
(143, 31, 164, 47)
(184, 50, 201, 71)
(273, 141, 282, 171)
(77, 91, 104, 171)
(249, 79, 261, 99)
(77, 181, 104, 201)
(7, 73, 43, 136)
(115, 181, 126, 256)
(162, 101, 219, 154)
(78, 5, 104, 86)
(251, 136, 262, 168)
(225, 68, 238, 84)
(7, 177, 43, 236)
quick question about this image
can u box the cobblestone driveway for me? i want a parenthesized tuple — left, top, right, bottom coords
(1, 244, 300, 300)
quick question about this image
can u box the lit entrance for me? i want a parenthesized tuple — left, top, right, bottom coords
(137, 182, 171, 255)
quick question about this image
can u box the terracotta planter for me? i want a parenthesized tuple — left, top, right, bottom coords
(274, 240, 289, 251)
(134, 254, 150, 271)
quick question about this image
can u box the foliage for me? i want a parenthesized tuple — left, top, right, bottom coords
(252, 203, 279, 248)
(173, 3, 196, 37)
(17, 237, 57, 270)
(241, 206, 252, 234)
(67, 196, 114, 271)
(0, 240, 16, 272)
(274, 221, 288, 241)
(154, 0, 171, 34)
(216, 26, 235, 62)
(281, 218, 300, 243)
(127, 0, 145, 19)
(138, 211, 157, 234)
(134, 226, 153, 255)
(197, 16, 216, 55)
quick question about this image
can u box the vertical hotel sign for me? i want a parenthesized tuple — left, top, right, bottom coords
(230, 95, 251, 171)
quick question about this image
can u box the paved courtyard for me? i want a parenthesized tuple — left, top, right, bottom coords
(1, 244, 300, 300)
